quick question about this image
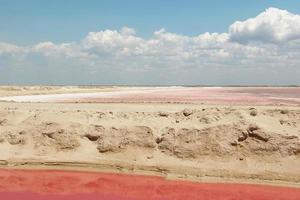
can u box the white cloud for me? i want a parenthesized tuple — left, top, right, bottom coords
(82, 27, 145, 57)
(0, 42, 25, 55)
(32, 42, 88, 58)
(193, 32, 229, 47)
(229, 7, 300, 44)
(120, 26, 136, 36)
(0, 7, 300, 84)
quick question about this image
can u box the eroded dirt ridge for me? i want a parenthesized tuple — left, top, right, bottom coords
(0, 105, 300, 182)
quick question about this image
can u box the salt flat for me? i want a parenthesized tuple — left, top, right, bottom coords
(1, 86, 300, 105)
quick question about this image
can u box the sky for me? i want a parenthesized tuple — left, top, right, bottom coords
(1, 0, 300, 85)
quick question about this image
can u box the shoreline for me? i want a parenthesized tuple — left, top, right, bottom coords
(1, 160, 300, 189)
(1, 86, 300, 105)
(0, 87, 300, 189)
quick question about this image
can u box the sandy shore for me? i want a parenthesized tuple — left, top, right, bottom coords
(0, 96, 300, 186)
(0, 85, 122, 97)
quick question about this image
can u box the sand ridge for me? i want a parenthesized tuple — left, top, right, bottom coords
(0, 102, 300, 185)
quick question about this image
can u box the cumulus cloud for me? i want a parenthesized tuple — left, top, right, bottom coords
(0, 7, 300, 85)
(83, 26, 145, 57)
(229, 7, 300, 44)
(0, 42, 25, 55)
(32, 42, 89, 59)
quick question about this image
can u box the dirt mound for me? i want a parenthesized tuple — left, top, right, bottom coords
(84, 125, 105, 141)
(157, 124, 300, 159)
(41, 129, 80, 151)
(1, 103, 300, 183)
(5, 131, 26, 145)
(96, 126, 155, 153)
(29, 122, 81, 152)
(158, 125, 240, 158)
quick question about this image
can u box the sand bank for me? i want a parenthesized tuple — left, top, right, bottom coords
(0, 101, 300, 186)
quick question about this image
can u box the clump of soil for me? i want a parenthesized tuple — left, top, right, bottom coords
(3, 131, 26, 145)
(182, 108, 193, 117)
(39, 124, 80, 151)
(84, 125, 105, 141)
(250, 110, 258, 116)
(158, 112, 169, 117)
(158, 125, 241, 158)
(280, 109, 289, 114)
(97, 126, 155, 153)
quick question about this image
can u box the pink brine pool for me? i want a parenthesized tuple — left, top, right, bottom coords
(1, 87, 300, 105)
(0, 169, 300, 200)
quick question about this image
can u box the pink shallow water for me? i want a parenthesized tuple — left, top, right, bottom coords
(78, 87, 300, 105)
(1, 87, 300, 105)
(0, 169, 300, 200)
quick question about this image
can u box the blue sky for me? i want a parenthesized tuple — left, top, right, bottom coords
(1, 1, 300, 85)
(1, 0, 300, 45)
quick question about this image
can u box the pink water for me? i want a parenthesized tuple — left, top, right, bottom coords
(1, 87, 300, 105)
(0, 169, 300, 200)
